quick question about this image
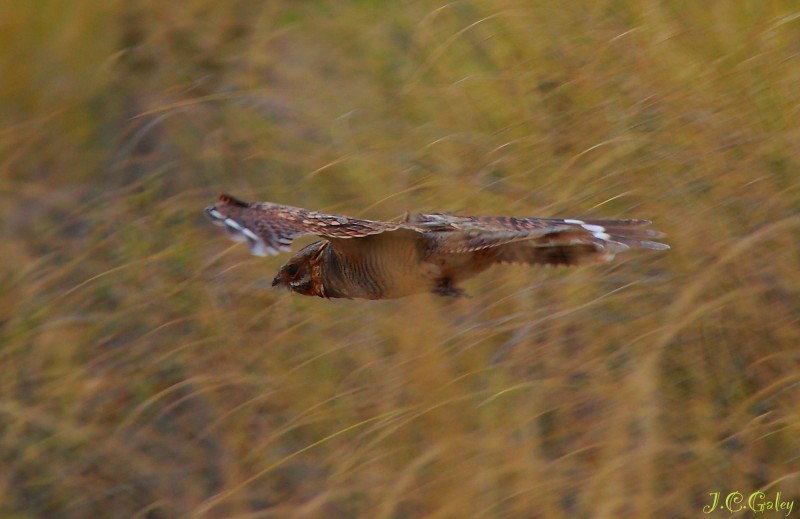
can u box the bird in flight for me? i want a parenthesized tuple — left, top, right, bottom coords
(204, 194, 669, 300)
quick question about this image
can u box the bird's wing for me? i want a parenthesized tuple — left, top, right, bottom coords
(410, 213, 669, 254)
(204, 194, 425, 257)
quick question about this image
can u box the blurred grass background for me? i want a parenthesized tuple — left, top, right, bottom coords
(1, 1, 799, 517)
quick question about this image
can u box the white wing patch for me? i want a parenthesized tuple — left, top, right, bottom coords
(207, 212, 285, 257)
(562, 219, 616, 244)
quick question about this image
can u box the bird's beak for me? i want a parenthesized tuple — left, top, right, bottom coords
(271, 275, 281, 288)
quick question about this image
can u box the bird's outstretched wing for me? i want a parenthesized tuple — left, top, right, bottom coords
(204, 194, 424, 256)
(409, 212, 669, 263)
(205, 195, 669, 262)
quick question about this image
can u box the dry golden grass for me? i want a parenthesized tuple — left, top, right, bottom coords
(1, 1, 798, 518)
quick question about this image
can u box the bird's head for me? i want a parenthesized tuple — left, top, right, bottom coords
(271, 240, 328, 297)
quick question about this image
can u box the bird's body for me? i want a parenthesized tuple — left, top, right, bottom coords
(205, 194, 669, 300)
(319, 232, 431, 299)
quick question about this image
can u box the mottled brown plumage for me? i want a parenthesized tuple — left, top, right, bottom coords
(205, 194, 669, 299)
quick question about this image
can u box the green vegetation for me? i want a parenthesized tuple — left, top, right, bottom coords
(2, 1, 798, 517)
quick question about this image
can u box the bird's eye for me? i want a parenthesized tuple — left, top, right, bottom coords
(286, 263, 300, 277)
